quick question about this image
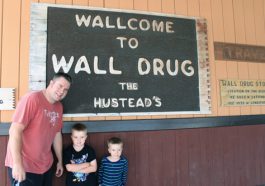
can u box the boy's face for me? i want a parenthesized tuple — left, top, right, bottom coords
(108, 143, 123, 158)
(71, 130, 87, 148)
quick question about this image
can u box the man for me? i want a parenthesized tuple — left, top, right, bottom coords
(5, 72, 72, 186)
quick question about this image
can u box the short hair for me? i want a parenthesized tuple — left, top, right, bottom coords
(53, 72, 72, 84)
(72, 123, 87, 132)
(107, 137, 123, 147)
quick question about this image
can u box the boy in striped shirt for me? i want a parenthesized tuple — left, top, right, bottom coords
(98, 137, 128, 186)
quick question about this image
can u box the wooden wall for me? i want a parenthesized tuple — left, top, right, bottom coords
(1, 0, 265, 186)
(1, 0, 265, 122)
(1, 124, 265, 186)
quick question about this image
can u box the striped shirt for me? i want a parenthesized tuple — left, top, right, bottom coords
(98, 156, 128, 186)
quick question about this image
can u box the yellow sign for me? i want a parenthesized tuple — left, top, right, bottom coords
(220, 80, 265, 106)
(0, 88, 15, 110)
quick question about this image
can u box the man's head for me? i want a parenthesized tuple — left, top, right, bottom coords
(46, 72, 72, 103)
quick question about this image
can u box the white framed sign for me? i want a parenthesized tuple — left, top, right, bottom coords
(30, 3, 211, 116)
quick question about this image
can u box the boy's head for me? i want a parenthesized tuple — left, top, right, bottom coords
(71, 123, 87, 148)
(107, 137, 123, 158)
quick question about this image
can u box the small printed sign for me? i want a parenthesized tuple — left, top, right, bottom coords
(0, 88, 15, 110)
(220, 80, 265, 106)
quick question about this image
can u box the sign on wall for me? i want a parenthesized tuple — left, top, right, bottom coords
(220, 79, 265, 106)
(30, 3, 211, 116)
(0, 88, 15, 110)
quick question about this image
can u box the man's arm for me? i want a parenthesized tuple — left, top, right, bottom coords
(53, 132, 63, 177)
(9, 122, 26, 182)
(66, 159, 97, 174)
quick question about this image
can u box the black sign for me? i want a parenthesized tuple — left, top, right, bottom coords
(46, 7, 199, 115)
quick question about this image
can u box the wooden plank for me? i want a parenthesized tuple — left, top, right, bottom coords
(148, 0, 161, 12)
(89, 133, 106, 160)
(248, 63, 261, 114)
(104, 0, 119, 8)
(134, 132, 149, 186)
(222, 126, 236, 186)
(208, 127, 224, 186)
(148, 131, 163, 186)
(211, 0, 224, 42)
(174, 0, 188, 16)
(254, 0, 265, 45)
(243, 0, 255, 45)
(187, 0, 199, 16)
(243, 0, 260, 115)
(134, 0, 148, 11)
(222, 0, 240, 116)
(260, 125, 265, 183)
(199, 128, 210, 186)
(162, 130, 176, 186)
(73, 0, 89, 6)
(39, 0, 55, 3)
(1, 0, 21, 122)
(119, 0, 133, 10)
(19, 0, 32, 104)
(0, 136, 7, 186)
(178, 130, 189, 185)
(56, 0, 72, 4)
(188, 129, 202, 186)
(215, 61, 229, 116)
(88, 0, 104, 7)
(175, 130, 181, 185)
(253, 125, 265, 184)
(211, 0, 228, 116)
(254, 0, 265, 114)
(233, 0, 250, 115)
(0, 0, 3, 122)
(161, 0, 175, 14)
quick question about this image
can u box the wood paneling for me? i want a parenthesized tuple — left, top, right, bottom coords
(1, 124, 265, 186)
(0, 0, 264, 123)
(0, 0, 21, 122)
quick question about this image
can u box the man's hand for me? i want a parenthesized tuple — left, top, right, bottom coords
(55, 162, 63, 177)
(12, 163, 26, 182)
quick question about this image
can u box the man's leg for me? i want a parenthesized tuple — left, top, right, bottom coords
(42, 167, 53, 186)
(7, 167, 47, 186)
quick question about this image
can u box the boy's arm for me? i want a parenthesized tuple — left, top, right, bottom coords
(65, 162, 90, 173)
(122, 160, 129, 185)
(80, 159, 97, 173)
(66, 159, 97, 173)
(98, 160, 104, 184)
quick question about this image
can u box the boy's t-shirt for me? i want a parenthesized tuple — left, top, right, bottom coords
(64, 144, 98, 186)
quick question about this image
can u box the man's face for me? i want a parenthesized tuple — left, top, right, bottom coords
(49, 77, 71, 102)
